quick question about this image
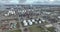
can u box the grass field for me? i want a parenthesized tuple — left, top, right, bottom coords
(11, 29, 21, 32)
(47, 27, 55, 32)
(29, 26, 46, 32)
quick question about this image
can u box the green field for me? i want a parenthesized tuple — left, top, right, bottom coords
(10, 29, 21, 32)
(47, 27, 55, 32)
(29, 26, 46, 32)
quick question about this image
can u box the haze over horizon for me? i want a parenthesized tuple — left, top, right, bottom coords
(0, 0, 60, 5)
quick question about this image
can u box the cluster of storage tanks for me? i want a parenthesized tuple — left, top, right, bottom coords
(22, 18, 45, 26)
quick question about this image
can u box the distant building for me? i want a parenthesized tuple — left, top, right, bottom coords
(45, 24, 53, 27)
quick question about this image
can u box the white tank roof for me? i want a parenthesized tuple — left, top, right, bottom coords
(28, 20, 33, 25)
(23, 20, 27, 23)
(24, 22, 28, 26)
(32, 19, 35, 22)
(39, 21, 41, 23)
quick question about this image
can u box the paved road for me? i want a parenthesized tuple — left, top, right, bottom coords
(18, 17, 30, 32)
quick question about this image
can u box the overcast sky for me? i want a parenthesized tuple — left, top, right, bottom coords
(0, 0, 60, 5)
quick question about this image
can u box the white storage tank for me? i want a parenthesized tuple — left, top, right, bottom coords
(24, 22, 28, 26)
(23, 20, 27, 23)
(42, 19, 45, 22)
(28, 20, 33, 25)
(31, 19, 35, 22)
(39, 21, 41, 24)
(8, 11, 15, 14)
